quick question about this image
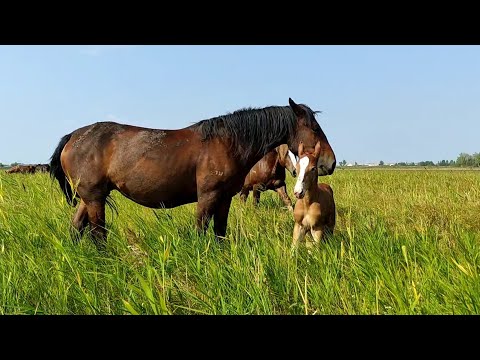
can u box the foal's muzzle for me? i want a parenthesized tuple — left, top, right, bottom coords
(294, 191, 305, 199)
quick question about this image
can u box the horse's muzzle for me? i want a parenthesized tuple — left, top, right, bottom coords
(317, 158, 336, 176)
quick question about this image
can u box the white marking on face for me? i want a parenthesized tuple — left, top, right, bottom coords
(294, 157, 310, 195)
(288, 150, 297, 167)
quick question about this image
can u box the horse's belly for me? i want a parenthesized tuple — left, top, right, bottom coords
(118, 188, 198, 209)
(114, 177, 197, 209)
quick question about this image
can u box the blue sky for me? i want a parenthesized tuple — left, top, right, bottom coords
(0, 45, 479, 165)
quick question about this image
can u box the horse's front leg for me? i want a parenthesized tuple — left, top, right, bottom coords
(239, 186, 250, 203)
(213, 195, 233, 241)
(196, 191, 221, 236)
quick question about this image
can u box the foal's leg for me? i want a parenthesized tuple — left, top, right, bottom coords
(71, 199, 89, 241)
(275, 183, 294, 212)
(326, 211, 336, 237)
(310, 228, 324, 246)
(292, 222, 306, 249)
(213, 196, 233, 241)
(85, 199, 107, 251)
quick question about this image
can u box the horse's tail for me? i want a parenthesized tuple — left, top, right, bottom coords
(50, 133, 78, 206)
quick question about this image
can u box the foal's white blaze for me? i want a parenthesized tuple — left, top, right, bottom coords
(288, 150, 297, 167)
(294, 157, 310, 195)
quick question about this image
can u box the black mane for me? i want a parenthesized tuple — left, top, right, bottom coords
(191, 105, 319, 161)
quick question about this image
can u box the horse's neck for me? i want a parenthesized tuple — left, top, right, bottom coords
(303, 183, 320, 207)
(276, 153, 285, 169)
(271, 154, 281, 174)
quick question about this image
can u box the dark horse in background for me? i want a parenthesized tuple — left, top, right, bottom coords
(35, 164, 51, 173)
(240, 144, 297, 211)
(6, 165, 36, 174)
(50, 98, 336, 249)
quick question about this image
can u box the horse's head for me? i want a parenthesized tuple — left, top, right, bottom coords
(293, 141, 321, 199)
(276, 144, 297, 177)
(288, 98, 336, 176)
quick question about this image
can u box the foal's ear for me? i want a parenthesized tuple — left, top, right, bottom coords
(289, 98, 306, 117)
(298, 142, 304, 157)
(314, 141, 322, 158)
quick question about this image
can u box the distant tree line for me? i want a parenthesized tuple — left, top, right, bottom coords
(339, 152, 480, 167)
(455, 153, 480, 167)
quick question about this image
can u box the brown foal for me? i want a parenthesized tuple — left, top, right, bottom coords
(292, 142, 336, 249)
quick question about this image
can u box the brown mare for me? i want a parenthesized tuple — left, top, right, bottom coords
(239, 144, 297, 211)
(6, 165, 36, 174)
(292, 142, 336, 249)
(50, 98, 336, 249)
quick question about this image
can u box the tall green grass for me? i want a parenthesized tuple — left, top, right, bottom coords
(0, 169, 479, 314)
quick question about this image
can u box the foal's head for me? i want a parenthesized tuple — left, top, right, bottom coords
(293, 141, 321, 199)
(276, 144, 297, 177)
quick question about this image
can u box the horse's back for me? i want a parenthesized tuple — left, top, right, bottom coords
(61, 122, 124, 178)
(318, 183, 334, 196)
(61, 121, 201, 207)
(318, 183, 336, 228)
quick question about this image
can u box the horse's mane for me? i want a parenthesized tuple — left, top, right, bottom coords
(191, 105, 320, 161)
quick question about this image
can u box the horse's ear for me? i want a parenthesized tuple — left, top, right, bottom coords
(289, 98, 305, 117)
(298, 142, 304, 157)
(314, 141, 322, 158)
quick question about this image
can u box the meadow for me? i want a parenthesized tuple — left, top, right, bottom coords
(0, 168, 479, 314)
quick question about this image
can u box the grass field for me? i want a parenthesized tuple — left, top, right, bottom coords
(0, 169, 479, 314)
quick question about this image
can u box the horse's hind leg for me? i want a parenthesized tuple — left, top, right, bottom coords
(84, 199, 107, 251)
(71, 199, 89, 242)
